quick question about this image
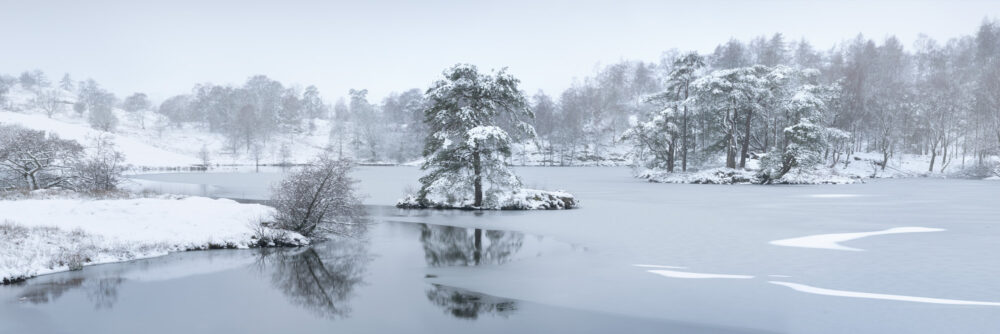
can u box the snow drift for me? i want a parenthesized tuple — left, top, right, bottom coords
(0, 194, 307, 284)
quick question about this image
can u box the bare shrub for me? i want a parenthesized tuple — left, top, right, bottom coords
(73, 134, 129, 193)
(269, 155, 366, 239)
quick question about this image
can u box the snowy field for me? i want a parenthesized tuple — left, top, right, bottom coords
(16, 167, 977, 333)
(0, 193, 305, 283)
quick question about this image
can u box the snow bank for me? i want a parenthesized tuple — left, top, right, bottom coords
(396, 188, 577, 210)
(0, 195, 307, 283)
(639, 168, 760, 184)
(638, 167, 858, 185)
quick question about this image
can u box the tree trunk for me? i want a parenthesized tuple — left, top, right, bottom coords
(667, 138, 675, 172)
(928, 137, 938, 173)
(726, 107, 737, 169)
(474, 228, 483, 265)
(739, 108, 753, 169)
(681, 106, 688, 172)
(473, 148, 483, 207)
(681, 86, 689, 172)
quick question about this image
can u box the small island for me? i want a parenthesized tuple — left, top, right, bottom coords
(395, 64, 577, 210)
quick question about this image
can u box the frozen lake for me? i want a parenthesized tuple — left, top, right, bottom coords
(3, 167, 999, 333)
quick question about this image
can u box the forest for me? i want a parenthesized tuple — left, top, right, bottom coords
(1, 20, 998, 177)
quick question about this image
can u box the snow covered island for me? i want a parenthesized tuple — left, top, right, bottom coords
(395, 64, 577, 210)
(0, 191, 307, 284)
(397, 188, 576, 210)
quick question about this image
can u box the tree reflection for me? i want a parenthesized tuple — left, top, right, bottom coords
(257, 238, 372, 319)
(16, 276, 123, 309)
(425, 284, 517, 319)
(419, 224, 525, 266)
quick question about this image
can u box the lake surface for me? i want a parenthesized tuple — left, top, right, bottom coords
(3, 167, 999, 333)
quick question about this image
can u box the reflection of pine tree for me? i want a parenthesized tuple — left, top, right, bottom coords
(260, 239, 371, 319)
(419, 224, 524, 266)
(425, 284, 517, 320)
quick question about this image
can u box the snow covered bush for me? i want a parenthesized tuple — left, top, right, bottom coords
(268, 155, 367, 239)
(72, 135, 129, 193)
(0, 124, 83, 190)
(640, 168, 761, 184)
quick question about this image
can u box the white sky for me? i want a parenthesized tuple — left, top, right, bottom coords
(2, 0, 996, 102)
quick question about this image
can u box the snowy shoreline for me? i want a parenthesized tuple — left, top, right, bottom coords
(396, 188, 578, 210)
(0, 192, 307, 284)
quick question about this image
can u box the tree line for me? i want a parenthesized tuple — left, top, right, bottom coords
(2, 20, 998, 171)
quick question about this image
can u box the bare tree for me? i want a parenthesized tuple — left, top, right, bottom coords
(122, 93, 151, 129)
(73, 135, 128, 192)
(268, 155, 366, 239)
(197, 145, 212, 168)
(34, 89, 66, 118)
(0, 125, 83, 190)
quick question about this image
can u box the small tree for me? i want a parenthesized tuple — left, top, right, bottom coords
(122, 93, 151, 129)
(198, 145, 212, 168)
(279, 143, 293, 166)
(269, 155, 366, 239)
(73, 101, 86, 116)
(88, 92, 118, 132)
(59, 73, 74, 91)
(73, 135, 128, 192)
(35, 89, 65, 118)
(415, 64, 534, 208)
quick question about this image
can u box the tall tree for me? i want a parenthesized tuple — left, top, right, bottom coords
(416, 64, 534, 207)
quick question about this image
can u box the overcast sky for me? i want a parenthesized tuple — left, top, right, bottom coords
(2, 0, 997, 102)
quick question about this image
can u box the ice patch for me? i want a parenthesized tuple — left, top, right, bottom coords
(647, 269, 753, 279)
(769, 227, 945, 251)
(770, 281, 1000, 306)
(633, 264, 687, 269)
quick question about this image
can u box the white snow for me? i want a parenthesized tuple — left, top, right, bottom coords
(0, 195, 305, 283)
(770, 281, 1000, 306)
(0, 111, 198, 167)
(396, 188, 577, 210)
(646, 269, 754, 279)
(769, 227, 945, 251)
(0, 87, 347, 167)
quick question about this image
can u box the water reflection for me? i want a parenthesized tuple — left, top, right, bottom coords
(425, 284, 517, 320)
(419, 224, 525, 266)
(17, 276, 124, 310)
(255, 238, 372, 319)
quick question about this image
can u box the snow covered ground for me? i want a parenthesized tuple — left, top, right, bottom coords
(635, 151, 998, 185)
(0, 192, 306, 284)
(396, 188, 577, 210)
(0, 87, 338, 167)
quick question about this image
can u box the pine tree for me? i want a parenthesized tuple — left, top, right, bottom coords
(59, 73, 74, 91)
(416, 64, 534, 208)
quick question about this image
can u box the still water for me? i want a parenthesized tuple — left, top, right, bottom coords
(2, 167, 999, 333)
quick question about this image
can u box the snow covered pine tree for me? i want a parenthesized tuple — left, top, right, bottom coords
(397, 64, 576, 210)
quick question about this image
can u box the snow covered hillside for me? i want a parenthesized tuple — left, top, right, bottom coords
(0, 86, 338, 168)
(0, 192, 306, 283)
